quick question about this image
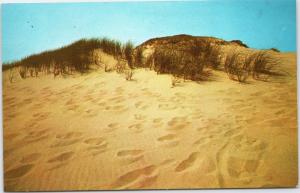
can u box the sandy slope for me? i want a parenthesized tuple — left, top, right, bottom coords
(2, 53, 298, 191)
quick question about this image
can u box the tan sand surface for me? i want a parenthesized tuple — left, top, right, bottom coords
(2, 52, 297, 191)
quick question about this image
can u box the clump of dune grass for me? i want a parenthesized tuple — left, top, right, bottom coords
(124, 41, 134, 69)
(9, 68, 14, 83)
(205, 44, 222, 69)
(134, 48, 144, 67)
(19, 67, 27, 79)
(3, 38, 135, 79)
(171, 75, 181, 87)
(124, 69, 134, 81)
(151, 47, 206, 81)
(251, 51, 280, 81)
(224, 52, 249, 82)
(115, 59, 127, 73)
(225, 50, 281, 82)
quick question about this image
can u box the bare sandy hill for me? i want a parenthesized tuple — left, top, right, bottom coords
(2, 48, 297, 191)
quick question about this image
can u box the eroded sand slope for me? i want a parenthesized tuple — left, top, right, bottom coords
(3, 53, 298, 191)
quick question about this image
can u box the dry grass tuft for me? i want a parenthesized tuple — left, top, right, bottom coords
(224, 50, 281, 82)
(124, 69, 134, 81)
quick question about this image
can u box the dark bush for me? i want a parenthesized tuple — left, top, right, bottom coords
(230, 40, 249, 48)
(270, 48, 280, 52)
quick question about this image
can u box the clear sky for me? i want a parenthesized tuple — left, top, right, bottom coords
(2, 0, 296, 63)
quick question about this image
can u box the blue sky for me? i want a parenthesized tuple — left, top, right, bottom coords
(1, 0, 296, 63)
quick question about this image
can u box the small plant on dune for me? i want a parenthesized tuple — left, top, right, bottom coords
(225, 50, 281, 82)
(19, 67, 27, 79)
(145, 55, 155, 70)
(151, 47, 206, 81)
(104, 63, 114, 72)
(251, 51, 280, 81)
(270, 48, 280, 52)
(224, 52, 249, 82)
(123, 41, 134, 68)
(124, 68, 134, 81)
(30, 69, 34, 77)
(115, 59, 127, 73)
(134, 48, 144, 67)
(53, 65, 60, 78)
(205, 44, 222, 69)
(35, 68, 39, 77)
(9, 68, 14, 83)
(171, 75, 181, 87)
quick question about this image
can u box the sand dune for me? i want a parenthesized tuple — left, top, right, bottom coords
(2, 52, 297, 191)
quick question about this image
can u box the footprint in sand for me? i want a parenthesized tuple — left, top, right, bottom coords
(227, 156, 260, 178)
(51, 138, 82, 148)
(15, 98, 30, 108)
(47, 151, 74, 163)
(198, 156, 216, 174)
(5, 164, 34, 179)
(135, 101, 143, 108)
(157, 134, 179, 147)
(158, 103, 177, 111)
(84, 108, 99, 117)
(56, 132, 83, 139)
(157, 134, 177, 142)
(134, 114, 147, 121)
(223, 129, 239, 137)
(65, 99, 76, 106)
(109, 96, 125, 104)
(112, 105, 127, 111)
(160, 159, 175, 166)
(84, 137, 108, 156)
(105, 105, 127, 112)
(5, 96, 16, 104)
(232, 134, 268, 152)
(175, 152, 200, 172)
(105, 122, 119, 132)
(4, 133, 20, 141)
(153, 118, 162, 124)
(117, 150, 143, 156)
(190, 112, 203, 119)
(67, 104, 81, 112)
(152, 118, 164, 127)
(23, 129, 50, 143)
(73, 85, 84, 90)
(116, 149, 144, 165)
(32, 112, 51, 122)
(114, 86, 124, 94)
(128, 123, 143, 133)
(167, 117, 190, 131)
(51, 132, 83, 148)
(215, 132, 268, 185)
(84, 137, 106, 146)
(113, 165, 157, 188)
(135, 101, 149, 110)
(20, 153, 42, 163)
(193, 137, 210, 146)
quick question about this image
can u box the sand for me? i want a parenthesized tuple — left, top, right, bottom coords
(2, 52, 298, 191)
